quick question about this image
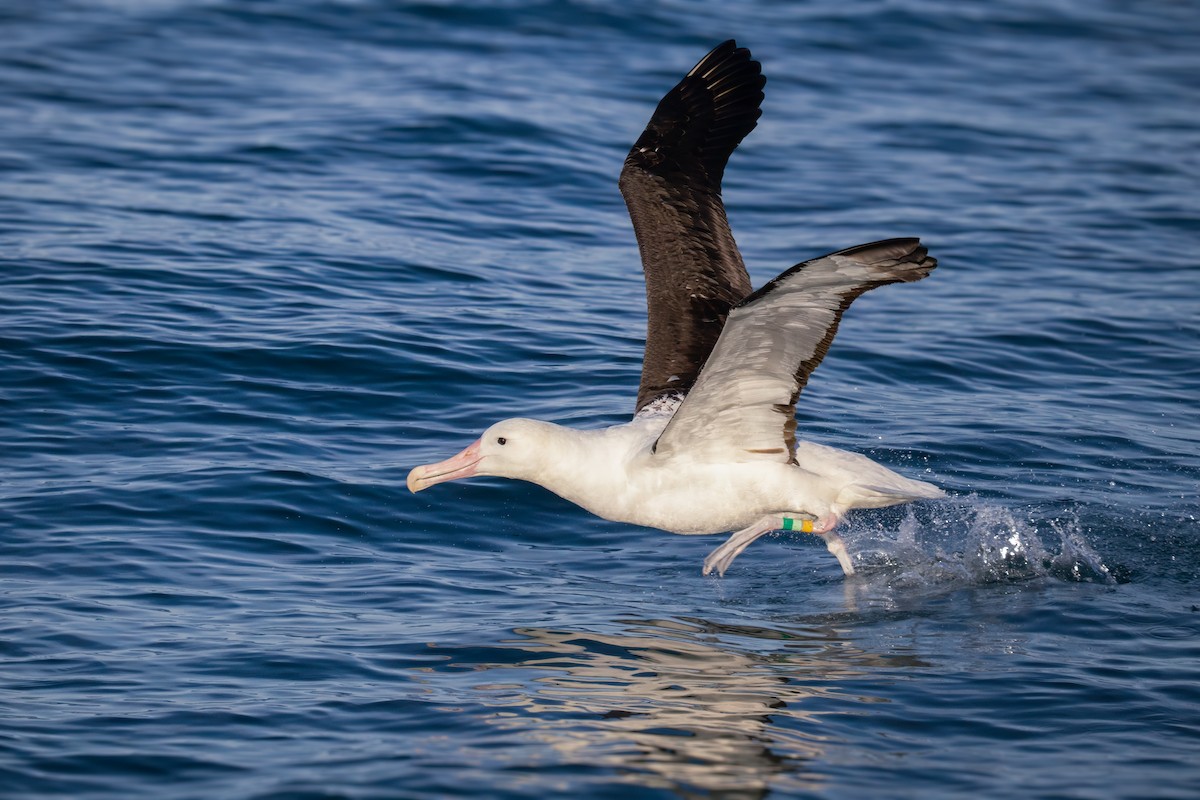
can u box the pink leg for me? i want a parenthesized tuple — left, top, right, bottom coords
(702, 512, 856, 577)
(811, 513, 840, 533)
(810, 512, 855, 575)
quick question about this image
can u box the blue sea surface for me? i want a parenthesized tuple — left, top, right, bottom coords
(3, 1, 1199, 798)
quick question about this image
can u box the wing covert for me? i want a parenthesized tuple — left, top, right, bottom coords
(652, 238, 938, 462)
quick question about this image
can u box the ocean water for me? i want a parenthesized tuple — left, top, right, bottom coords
(3, 0, 1199, 797)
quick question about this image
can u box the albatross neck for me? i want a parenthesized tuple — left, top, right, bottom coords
(520, 422, 636, 510)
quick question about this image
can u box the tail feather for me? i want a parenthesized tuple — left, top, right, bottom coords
(795, 440, 945, 510)
(855, 480, 945, 505)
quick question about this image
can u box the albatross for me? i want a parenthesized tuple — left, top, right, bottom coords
(408, 40, 943, 576)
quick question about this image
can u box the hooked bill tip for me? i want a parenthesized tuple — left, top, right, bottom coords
(406, 467, 426, 493)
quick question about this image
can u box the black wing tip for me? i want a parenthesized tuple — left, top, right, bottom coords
(688, 39, 764, 84)
(686, 39, 766, 126)
(624, 39, 766, 186)
(738, 238, 938, 308)
(831, 237, 938, 280)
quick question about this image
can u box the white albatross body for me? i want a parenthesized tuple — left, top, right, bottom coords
(457, 415, 938, 539)
(407, 41, 944, 576)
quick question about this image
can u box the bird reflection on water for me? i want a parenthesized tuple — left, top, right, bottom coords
(403, 501, 1113, 795)
(429, 615, 928, 797)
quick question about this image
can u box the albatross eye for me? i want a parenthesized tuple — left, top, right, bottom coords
(496, 437, 507, 445)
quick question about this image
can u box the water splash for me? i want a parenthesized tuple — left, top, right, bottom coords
(843, 496, 1115, 588)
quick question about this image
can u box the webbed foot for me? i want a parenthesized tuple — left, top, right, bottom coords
(702, 516, 778, 577)
(821, 531, 856, 576)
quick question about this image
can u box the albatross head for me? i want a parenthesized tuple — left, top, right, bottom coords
(407, 418, 563, 493)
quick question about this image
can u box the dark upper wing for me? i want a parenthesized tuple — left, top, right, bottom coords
(619, 40, 765, 414)
(652, 239, 938, 462)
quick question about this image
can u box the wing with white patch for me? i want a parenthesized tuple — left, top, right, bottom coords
(652, 238, 937, 462)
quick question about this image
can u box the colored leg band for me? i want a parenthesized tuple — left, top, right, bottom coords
(782, 517, 814, 533)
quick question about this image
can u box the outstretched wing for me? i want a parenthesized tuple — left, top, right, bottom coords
(652, 238, 938, 462)
(620, 40, 765, 414)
